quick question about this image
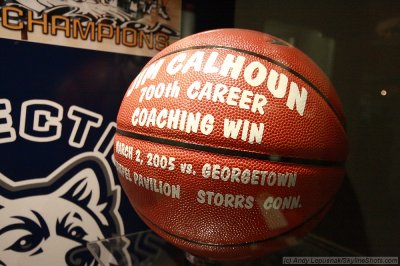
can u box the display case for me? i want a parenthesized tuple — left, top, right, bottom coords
(87, 230, 360, 266)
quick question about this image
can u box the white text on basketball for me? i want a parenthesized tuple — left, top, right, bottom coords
(115, 140, 133, 160)
(131, 107, 214, 135)
(202, 163, 297, 188)
(133, 171, 180, 199)
(115, 160, 131, 181)
(223, 118, 264, 144)
(165, 51, 309, 116)
(126, 58, 166, 96)
(196, 190, 254, 209)
(146, 152, 176, 171)
(263, 196, 301, 210)
(186, 81, 268, 115)
(138, 81, 180, 103)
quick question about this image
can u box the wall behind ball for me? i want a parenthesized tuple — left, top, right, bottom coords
(235, 0, 400, 256)
(192, 0, 236, 32)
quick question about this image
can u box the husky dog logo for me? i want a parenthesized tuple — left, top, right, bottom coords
(0, 152, 124, 266)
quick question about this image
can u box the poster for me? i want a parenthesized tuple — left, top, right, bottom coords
(0, 1, 181, 265)
(0, 0, 181, 57)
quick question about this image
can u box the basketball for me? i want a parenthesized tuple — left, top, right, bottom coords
(114, 28, 348, 260)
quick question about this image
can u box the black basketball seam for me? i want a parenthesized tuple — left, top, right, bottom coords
(116, 129, 344, 167)
(133, 197, 334, 248)
(152, 45, 346, 130)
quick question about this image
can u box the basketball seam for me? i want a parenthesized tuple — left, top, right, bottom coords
(116, 129, 344, 167)
(152, 45, 346, 131)
(133, 197, 334, 248)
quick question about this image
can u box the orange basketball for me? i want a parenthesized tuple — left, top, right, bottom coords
(114, 29, 348, 260)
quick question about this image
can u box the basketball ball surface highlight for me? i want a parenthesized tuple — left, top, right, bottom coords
(114, 28, 348, 260)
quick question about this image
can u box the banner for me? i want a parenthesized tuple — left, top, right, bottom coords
(0, 39, 156, 264)
(0, 1, 182, 265)
(0, 0, 181, 57)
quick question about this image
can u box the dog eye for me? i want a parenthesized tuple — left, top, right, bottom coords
(68, 226, 87, 240)
(6, 234, 40, 253)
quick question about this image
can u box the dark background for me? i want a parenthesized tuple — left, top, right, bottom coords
(234, 0, 400, 256)
(187, 0, 400, 257)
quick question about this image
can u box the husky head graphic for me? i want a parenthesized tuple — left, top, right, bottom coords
(0, 152, 124, 266)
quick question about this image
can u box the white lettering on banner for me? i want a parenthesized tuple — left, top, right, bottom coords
(0, 99, 17, 144)
(68, 106, 103, 148)
(19, 100, 63, 142)
(2, 98, 115, 153)
(94, 122, 116, 156)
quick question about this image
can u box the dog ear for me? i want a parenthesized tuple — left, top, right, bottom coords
(56, 166, 111, 227)
(0, 154, 122, 236)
